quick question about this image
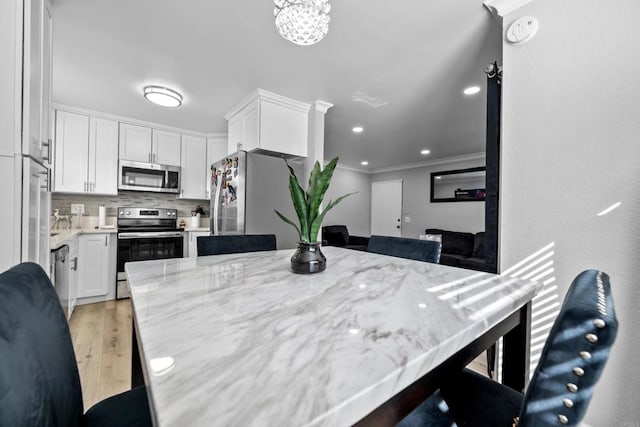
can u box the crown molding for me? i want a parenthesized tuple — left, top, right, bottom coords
(313, 100, 334, 114)
(330, 152, 486, 175)
(483, 0, 536, 17)
(224, 88, 311, 120)
(52, 103, 216, 136)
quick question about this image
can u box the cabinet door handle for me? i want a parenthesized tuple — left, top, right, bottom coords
(84, 181, 87, 192)
(153, 154, 156, 163)
(91, 182, 95, 192)
(42, 139, 51, 161)
(105, 235, 108, 246)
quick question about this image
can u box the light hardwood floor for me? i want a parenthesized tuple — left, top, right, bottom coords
(69, 300, 132, 409)
(68, 300, 487, 409)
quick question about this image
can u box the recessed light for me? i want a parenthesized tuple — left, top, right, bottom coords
(352, 126, 364, 133)
(361, 161, 369, 166)
(421, 149, 430, 155)
(463, 86, 481, 96)
(143, 85, 183, 107)
(435, 176, 442, 180)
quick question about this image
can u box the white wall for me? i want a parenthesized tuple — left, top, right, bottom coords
(372, 157, 486, 237)
(500, 1, 640, 425)
(323, 166, 371, 237)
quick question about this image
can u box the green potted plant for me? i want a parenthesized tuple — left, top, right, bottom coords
(275, 157, 354, 274)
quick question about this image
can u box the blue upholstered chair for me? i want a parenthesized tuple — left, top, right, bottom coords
(366, 235, 442, 264)
(0, 262, 152, 427)
(397, 269, 618, 427)
(197, 234, 277, 256)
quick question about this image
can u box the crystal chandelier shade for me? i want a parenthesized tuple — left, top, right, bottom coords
(274, 0, 331, 46)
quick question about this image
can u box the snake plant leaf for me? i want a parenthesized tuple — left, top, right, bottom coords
(307, 157, 338, 228)
(274, 209, 301, 239)
(308, 192, 356, 241)
(306, 161, 322, 224)
(288, 174, 309, 241)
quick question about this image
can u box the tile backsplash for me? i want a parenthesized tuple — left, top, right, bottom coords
(52, 191, 210, 218)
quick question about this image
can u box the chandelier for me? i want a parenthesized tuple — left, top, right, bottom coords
(274, 0, 331, 46)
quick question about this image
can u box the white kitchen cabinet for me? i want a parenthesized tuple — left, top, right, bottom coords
(77, 233, 111, 298)
(225, 89, 310, 158)
(54, 111, 118, 194)
(119, 123, 181, 166)
(187, 231, 210, 257)
(179, 134, 207, 199)
(22, 0, 53, 164)
(54, 111, 88, 193)
(152, 129, 181, 166)
(206, 134, 227, 200)
(119, 123, 152, 162)
(89, 117, 119, 194)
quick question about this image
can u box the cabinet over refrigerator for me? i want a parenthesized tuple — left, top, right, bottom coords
(209, 151, 299, 250)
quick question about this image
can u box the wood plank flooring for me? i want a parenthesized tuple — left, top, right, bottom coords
(68, 300, 487, 410)
(69, 300, 132, 409)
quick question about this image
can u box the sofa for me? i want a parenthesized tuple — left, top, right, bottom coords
(424, 228, 486, 271)
(322, 225, 370, 251)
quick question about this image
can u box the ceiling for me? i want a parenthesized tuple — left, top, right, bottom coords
(51, 0, 501, 171)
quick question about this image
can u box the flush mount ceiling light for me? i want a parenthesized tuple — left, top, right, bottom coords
(352, 126, 364, 133)
(361, 161, 369, 166)
(143, 86, 183, 107)
(463, 86, 481, 96)
(274, 0, 331, 46)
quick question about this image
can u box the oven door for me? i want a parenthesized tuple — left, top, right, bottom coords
(117, 231, 184, 299)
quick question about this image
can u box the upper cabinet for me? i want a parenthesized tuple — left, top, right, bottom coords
(225, 89, 310, 158)
(54, 111, 118, 195)
(22, 0, 53, 164)
(119, 124, 181, 166)
(179, 134, 207, 199)
(152, 129, 181, 166)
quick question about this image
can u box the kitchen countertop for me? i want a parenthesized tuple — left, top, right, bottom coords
(182, 227, 210, 232)
(50, 227, 118, 250)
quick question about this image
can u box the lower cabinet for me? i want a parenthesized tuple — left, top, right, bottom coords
(77, 233, 113, 298)
(187, 231, 210, 257)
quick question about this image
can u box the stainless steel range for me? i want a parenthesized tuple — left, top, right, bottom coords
(116, 207, 184, 299)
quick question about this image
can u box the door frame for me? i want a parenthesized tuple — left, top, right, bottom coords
(370, 179, 403, 237)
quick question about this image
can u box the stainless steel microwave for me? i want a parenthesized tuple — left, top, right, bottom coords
(118, 160, 181, 193)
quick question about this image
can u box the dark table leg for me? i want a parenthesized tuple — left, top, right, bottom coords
(131, 316, 145, 388)
(502, 302, 532, 393)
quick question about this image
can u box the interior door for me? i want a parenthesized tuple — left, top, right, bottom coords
(371, 180, 402, 237)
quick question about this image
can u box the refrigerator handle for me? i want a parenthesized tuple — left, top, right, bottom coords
(212, 178, 221, 235)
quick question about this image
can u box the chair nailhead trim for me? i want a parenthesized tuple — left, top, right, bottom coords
(593, 318, 606, 328)
(573, 367, 585, 376)
(585, 333, 598, 343)
(563, 398, 574, 408)
(580, 351, 592, 360)
(567, 383, 578, 393)
(558, 414, 569, 424)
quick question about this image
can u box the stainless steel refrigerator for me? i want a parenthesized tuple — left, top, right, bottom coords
(209, 151, 299, 250)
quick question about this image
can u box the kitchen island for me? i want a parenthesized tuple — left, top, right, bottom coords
(126, 247, 541, 426)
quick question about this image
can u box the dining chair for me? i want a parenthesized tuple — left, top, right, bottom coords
(197, 234, 277, 256)
(0, 262, 152, 427)
(397, 269, 618, 427)
(366, 235, 442, 263)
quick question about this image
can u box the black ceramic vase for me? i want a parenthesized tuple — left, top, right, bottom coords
(291, 242, 326, 274)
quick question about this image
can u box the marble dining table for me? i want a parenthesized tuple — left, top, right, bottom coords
(125, 246, 542, 427)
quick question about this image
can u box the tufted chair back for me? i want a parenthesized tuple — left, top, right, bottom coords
(197, 234, 277, 256)
(519, 270, 618, 426)
(367, 235, 441, 264)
